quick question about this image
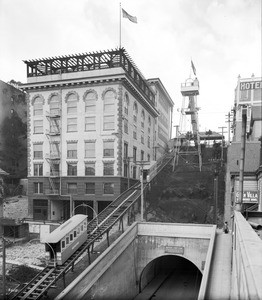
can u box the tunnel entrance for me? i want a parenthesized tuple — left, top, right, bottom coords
(137, 255, 202, 300)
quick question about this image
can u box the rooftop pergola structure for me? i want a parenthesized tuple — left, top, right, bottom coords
(23, 48, 155, 106)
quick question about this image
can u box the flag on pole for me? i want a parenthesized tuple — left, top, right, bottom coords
(191, 60, 196, 75)
(122, 8, 137, 23)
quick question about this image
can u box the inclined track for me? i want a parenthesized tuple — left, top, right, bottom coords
(11, 152, 174, 300)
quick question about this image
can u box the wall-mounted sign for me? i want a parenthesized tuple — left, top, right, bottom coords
(240, 81, 262, 91)
(235, 190, 259, 203)
(165, 246, 184, 255)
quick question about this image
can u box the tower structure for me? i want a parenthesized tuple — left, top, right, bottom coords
(175, 77, 202, 171)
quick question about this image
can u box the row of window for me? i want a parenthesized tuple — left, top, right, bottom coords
(34, 159, 145, 178)
(34, 115, 115, 133)
(61, 219, 87, 251)
(34, 140, 151, 161)
(33, 90, 114, 116)
(34, 162, 114, 176)
(34, 182, 115, 195)
(33, 91, 153, 124)
(33, 141, 114, 160)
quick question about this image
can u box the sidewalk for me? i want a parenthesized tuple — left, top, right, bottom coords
(205, 229, 232, 300)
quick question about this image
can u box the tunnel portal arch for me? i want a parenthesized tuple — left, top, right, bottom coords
(139, 254, 202, 294)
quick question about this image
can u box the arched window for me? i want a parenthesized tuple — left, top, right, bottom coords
(133, 102, 138, 122)
(141, 110, 145, 128)
(85, 92, 96, 114)
(104, 90, 115, 113)
(33, 97, 43, 116)
(103, 90, 116, 131)
(49, 95, 60, 115)
(148, 116, 151, 133)
(123, 93, 129, 115)
(67, 94, 77, 114)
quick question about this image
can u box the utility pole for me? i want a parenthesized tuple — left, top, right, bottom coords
(225, 112, 232, 143)
(136, 160, 150, 222)
(236, 106, 248, 212)
(218, 126, 227, 166)
(2, 237, 6, 299)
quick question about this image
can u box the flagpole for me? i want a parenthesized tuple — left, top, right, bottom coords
(119, 2, 122, 48)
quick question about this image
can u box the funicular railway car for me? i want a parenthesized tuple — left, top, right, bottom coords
(142, 160, 157, 183)
(43, 214, 87, 265)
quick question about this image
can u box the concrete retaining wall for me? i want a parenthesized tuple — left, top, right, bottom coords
(231, 212, 262, 300)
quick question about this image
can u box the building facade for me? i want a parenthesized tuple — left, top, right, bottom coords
(21, 48, 174, 221)
(0, 80, 27, 192)
(225, 75, 262, 220)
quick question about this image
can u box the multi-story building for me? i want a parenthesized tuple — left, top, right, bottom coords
(225, 75, 262, 221)
(0, 80, 27, 192)
(21, 48, 174, 221)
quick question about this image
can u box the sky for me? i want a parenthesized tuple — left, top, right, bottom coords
(0, 0, 261, 138)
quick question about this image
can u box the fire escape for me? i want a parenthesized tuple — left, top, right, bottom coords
(45, 106, 61, 196)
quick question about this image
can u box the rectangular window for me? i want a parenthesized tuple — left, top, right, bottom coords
(50, 143, 60, 159)
(50, 119, 60, 134)
(85, 116, 96, 131)
(141, 150, 144, 161)
(33, 199, 48, 220)
(67, 142, 77, 159)
(133, 166, 137, 179)
(148, 136, 151, 148)
(133, 147, 137, 163)
(85, 182, 95, 194)
(103, 115, 114, 130)
(124, 119, 128, 134)
(34, 182, 43, 194)
(67, 163, 77, 176)
(124, 142, 128, 159)
(103, 183, 114, 194)
(141, 131, 144, 144)
(103, 141, 114, 157)
(103, 162, 114, 175)
(85, 141, 95, 158)
(133, 125, 137, 140)
(67, 182, 77, 194)
(34, 120, 43, 134)
(61, 241, 65, 249)
(147, 154, 150, 162)
(34, 163, 43, 176)
(124, 163, 128, 177)
(51, 163, 60, 177)
(33, 144, 43, 159)
(67, 118, 77, 132)
(85, 162, 95, 175)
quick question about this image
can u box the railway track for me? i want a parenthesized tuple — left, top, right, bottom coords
(10, 152, 174, 300)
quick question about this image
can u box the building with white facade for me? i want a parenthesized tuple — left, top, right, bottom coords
(21, 48, 174, 221)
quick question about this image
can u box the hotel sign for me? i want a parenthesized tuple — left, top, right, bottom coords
(240, 81, 262, 90)
(235, 190, 259, 204)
